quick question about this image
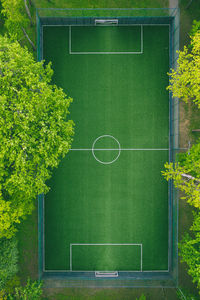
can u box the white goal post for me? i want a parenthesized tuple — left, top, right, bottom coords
(95, 19, 118, 25)
(95, 271, 118, 277)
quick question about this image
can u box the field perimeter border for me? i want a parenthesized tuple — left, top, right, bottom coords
(37, 9, 179, 287)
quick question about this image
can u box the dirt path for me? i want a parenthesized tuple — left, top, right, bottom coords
(169, 0, 179, 8)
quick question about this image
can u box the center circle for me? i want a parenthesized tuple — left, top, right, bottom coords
(92, 135, 121, 165)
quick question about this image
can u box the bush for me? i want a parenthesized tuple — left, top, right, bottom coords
(4, 275, 20, 295)
(0, 237, 18, 290)
(8, 278, 43, 300)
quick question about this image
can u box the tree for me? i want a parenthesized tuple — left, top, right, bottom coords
(0, 195, 24, 239)
(0, 35, 74, 239)
(162, 146, 200, 294)
(162, 141, 200, 208)
(190, 20, 200, 37)
(0, 237, 18, 290)
(165, 19, 200, 298)
(179, 211, 200, 293)
(167, 30, 200, 108)
(1, 0, 35, 50)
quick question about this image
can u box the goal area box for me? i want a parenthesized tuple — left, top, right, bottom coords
(37, 8, 179, 288)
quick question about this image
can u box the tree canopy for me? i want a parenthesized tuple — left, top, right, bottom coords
(1, 0, 29, 37)
(167, 30, 200, 107)
(162, 141, 200, 208)
(0, 35, 74, 238)
(179, 211, 200, 292)
(163, 29, 200, 295)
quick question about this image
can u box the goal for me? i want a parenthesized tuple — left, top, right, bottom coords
(95, 19, 118, 26)
(95, 271, 118, 277)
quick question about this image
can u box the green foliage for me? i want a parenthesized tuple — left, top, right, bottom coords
(177, 151, 188, 166)
(164, 28, 200, 295)
(8, 278, 43, 300)
(136, 295, 146, 300)
(182, 142, 200, 177)
(177, 287, 198, 300)
(190, 20, 200, 37)
(0, 1, 5, 22)
(162, 139, 200, 208)
(167, 30, 200, 107)
(0, 237, 18, 290)
(1, 0, 29, 40)
(0, 194, 24, 239)
(163, 141, 200, 293)
(4, 275, 20, 295)
(179, 211, 200, 293)
(0, 35, 74, 238)
(163, 161, 200, 207)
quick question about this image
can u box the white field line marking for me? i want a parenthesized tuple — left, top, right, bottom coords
(70, 52, 143, 54)
(69, 25, 143, 55)
(92, 135, 121, 165)
(70, 243, 143, 272)
(69, 148, 169, 151)
(42, 22, 171, 274)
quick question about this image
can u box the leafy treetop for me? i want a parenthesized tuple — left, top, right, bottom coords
(162, 140, 200, 208)
(167, 30, 200, 107)
(1, 0, 29, 40)
(0, 35, 74, 239)
(179, 211, 200, 293)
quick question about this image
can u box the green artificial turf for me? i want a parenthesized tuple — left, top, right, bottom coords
(43, 25, 169, 271)
(71, 26, 142, 53)
(34, 0, 168, 9)
(72, 244, 142, 271)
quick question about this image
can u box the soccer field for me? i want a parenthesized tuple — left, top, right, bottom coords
(42, 24, 170, 273)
